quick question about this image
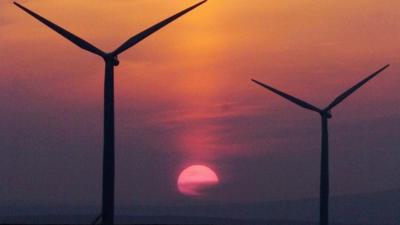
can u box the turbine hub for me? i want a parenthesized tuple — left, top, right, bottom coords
(321, 110, 332, 119)
(104, 54, 120, 66)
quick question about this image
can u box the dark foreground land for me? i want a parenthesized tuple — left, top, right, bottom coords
(2, 189, 399, 225)
(0, 215, 392, 225)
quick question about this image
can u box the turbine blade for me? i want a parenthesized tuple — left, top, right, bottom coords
(14, 2, 105, 57)
(251, 79, 322, 113)
(112, 0, 207, 56)
(325, 64, 390, 111)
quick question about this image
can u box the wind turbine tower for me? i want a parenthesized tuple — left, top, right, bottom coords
(14, 1, 207, 224)
(252, 64, 389, 225)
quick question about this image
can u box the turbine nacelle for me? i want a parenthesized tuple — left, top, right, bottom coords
(113, 56, 120, 66)
(320, 110, 332, 119)
(104, 54, 120, 66)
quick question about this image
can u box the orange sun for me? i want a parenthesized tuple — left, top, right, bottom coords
(177, 165, 219, 197)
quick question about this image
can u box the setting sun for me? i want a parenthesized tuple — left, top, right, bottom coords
(177, 165, 219, 196)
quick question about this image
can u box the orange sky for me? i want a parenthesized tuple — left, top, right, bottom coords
(2, 0, 399, 104)
(1, 0, 400, 207)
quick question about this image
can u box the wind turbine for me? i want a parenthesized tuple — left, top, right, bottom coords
(251, 64, 390, 225)
(14, 1, 207, 224)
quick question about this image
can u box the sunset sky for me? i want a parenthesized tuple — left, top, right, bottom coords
(1, 0, 400, 215)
